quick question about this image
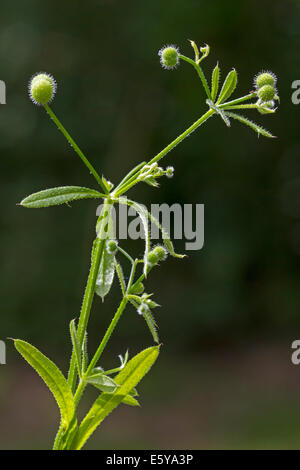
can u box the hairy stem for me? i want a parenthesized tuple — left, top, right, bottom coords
(53, 199, 112, 449)
(179, 54, 212, 99)
(67, 239, 105, 389)
(55, 97, 215, 451)
(73, 297, 129, 406)
(149, 108, 214, 164)
(44, 104, 106, 193)
(68, 198, 113, 390)
(218, 93, 255, 108)
(86, 297, 128, 374)
(115, 109, 214, 196)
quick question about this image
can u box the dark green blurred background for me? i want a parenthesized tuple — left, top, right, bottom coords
(1, 0, 300, 449)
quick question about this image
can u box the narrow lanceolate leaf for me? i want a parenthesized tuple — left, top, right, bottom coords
(143, 311, 159, 344)
(70, 346, 160, 450)
(162, 236, 185, 259)
(132, 203, 150, 277)
(95, 214, 115, 300)
(214, 105, 231, 127)
(20, 186, 104, 208)
(225, 112, 275, 138)
(117, 197, 184, 259)
(121, 395, 140, 407)
(14, 340, 77, 438)
(211, 63, 220, 102)
(86, 373, 118, 393)
(69, 320, 82, 377)
(81, 332, 88, 374)
(115, 261, 126, 296)
(147, 210, 185, 259)
(117, 161, 147, 189)
(128, 387, 138, 397)
(217, 69, 237, 105)
(118, 198, 150, 276)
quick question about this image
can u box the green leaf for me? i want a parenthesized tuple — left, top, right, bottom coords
(189, 40, 200, 62)
(147, 211, 185, 259)
(162, 237, 185, 259)
(115, 261, 126, 295)
(118, 350, 129, 369)
(101, 176, 114, 192)
(144, 176, 159, 188)
(128, 387, 138, 397)
(219, 110, 231, 127)
(95, 214, 115, 300)
(69, 320, 82, 377)
(211, 63, 220, 102)
(117, 161, 147, 190)
(70, 345, 160, 450)
(14, 339, 77, 445)
(117, 197, 185, 259)
(209, 101, 231, 127)
(86, 373, 118, 393)
(143, 311, 159, 344)
(217, 69, 237, 105)
(20, 186, 104, 208)
(81, 332, 88, 374)
(121, 395, 140, 407)
(225, 112, 275, 138)
(118, 198, 150, 276)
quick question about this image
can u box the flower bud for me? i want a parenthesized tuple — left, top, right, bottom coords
(257, 84, 276, 102)
(166, 166, 174, 178)
(106, 239, 118, 255)
(255, 71, 276, 89)
(154, 167, 164, 177)
(137, 303, 149, 316)
(189, 40, 200, 61)
(158, 45, 180, 70)
(153, 245, 167, 261)
(200, 44, 210, 58)
(29, 72, 56, 105)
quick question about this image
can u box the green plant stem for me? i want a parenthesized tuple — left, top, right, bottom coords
(224, 104, 259, 110)
(53, 236, 106, 450)
(115, 109, 215, 196)
(54, 199, 112, 449)
(87, 297, 128, 374)
(115, 262, 126, 296)
(68, 198, 113, 390)
(179, 54, 212, 99)
(117, 246, 135, 265)
(73, 297, 129, 406)
(44, 104, 107, 193)
(67, 238, 105, 389)
(149, 108, 214, 164)
(126, 259, 139, 293)
(114, 95, 255, 196)
(218, 93, 255, 108)
(54, 78, 221, 450)
(115, 161, 147, 191)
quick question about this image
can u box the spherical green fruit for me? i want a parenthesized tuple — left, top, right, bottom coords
(255, 72, 276, 89)
(147, 251, 159, 266)
(153, 246, 167, 261)
(257, 84, 276, 102)
(158, 46, 179, 70)
(29, 73, 56, 105)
